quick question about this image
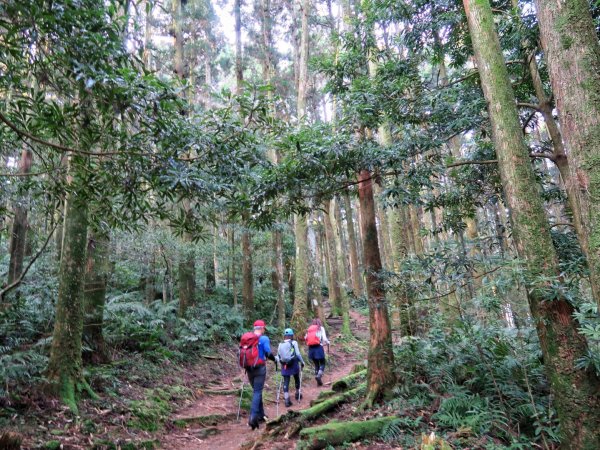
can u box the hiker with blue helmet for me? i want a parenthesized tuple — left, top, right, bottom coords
(276, 328, 305, 407)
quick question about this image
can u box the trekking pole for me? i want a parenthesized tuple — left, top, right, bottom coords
(237, 380, 245, 422)
(275, 373, 283, 417)
(298, 368, 303, 403)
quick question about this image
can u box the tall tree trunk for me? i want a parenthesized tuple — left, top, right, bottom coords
(7, 147, 32, 287)
(534, 0, 600, 309)
(241, 221, 254, 319)
(178, 231, 196, 316)
(343, 190, 364, 297)
(231, 226, 238, 308)
(390, 205, 417, 335)
(357, 168, 395, 406)
(333, 197, 350, 284)
(291, 214, 309, 334)
(326, 200, 351, 335)
(274, 229, 286, 329)
(307, 222, 326, 322)
(463, 0, 600, 445)
(83, 231, 110, 364)
(323, 202, 342, 316)
(47, 157, 94, 412)
(234, 0, 243, 93)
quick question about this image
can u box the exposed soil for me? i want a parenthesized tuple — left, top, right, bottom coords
(1, 310, 370, 450)
(160, 310, 369, 450)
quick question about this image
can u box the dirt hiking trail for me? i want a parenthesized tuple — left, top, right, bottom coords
(160, 310, 369, 449)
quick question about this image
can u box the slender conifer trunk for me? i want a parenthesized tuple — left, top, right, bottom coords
(534, 0, 600, 309)
(83, 231, 110, 364)
(463, 1, 600, 446)
(7, 148, 32, 288)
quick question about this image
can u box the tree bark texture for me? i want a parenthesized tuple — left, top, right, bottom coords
(357, 168, 396, 405)
(331, 199, 352, 336)
(47, 161, 91, 412)
(83, 231, 110, 364)
(292, 214, 309, 335)
(463, 1, 600, 446)
(178, 232, 196, 316)
(534, 0, 600, 309)
(234, 0, 243, 93)
(323, 201, 343, 316)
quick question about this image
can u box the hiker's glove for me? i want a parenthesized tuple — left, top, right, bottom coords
(301, 362, 305, 369)
(267, 352, 276, 362)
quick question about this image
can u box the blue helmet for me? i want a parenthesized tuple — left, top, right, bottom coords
(284, 328, 294, 336)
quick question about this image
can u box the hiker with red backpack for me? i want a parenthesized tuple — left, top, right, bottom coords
(238, 320, 277, 430)
(276, 328, 305, 407)
(304, 318, 330, 386)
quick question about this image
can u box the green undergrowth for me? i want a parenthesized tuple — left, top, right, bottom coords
(381, 316, 559, 449)
(129, 386, 190, 431)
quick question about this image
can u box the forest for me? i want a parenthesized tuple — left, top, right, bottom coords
(1, 0, 600, 448)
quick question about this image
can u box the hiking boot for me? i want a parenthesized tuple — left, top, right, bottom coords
(285, 398, 293, 407)
(295, 391, 302, 401)
(248, 417, 260, 430)
(316, 375, 323, 386)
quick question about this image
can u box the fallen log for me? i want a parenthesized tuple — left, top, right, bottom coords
(331, 369, 366, 392)
(309, 389, 336, 406)
(296, 416, 398, 450)
(267, 383, 367, 438)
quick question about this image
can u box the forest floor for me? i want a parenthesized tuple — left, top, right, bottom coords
(2, 309, 376, 450)
(160, 309, 370, 449)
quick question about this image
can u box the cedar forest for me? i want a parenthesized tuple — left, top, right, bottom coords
(1, 0, 600, 449)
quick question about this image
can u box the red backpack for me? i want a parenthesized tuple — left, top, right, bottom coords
(305, 324, 321, 346)
(239, 332, 265, 368)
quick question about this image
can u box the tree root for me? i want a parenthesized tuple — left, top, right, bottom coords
(296, 416, 398, 450)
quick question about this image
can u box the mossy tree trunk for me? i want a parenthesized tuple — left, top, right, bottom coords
(330, 199, 352, 336)
(463, 0, 600, 447)
(343, 190, 364, 297)
(357, 167, 396, 405)
(291, 214, 309, 335)
(83, 230, 110, 364)
(241, 220, 254, 319)
(7, 147, 33, 288)
(391, 205, 416, 336)
(47, 157, 93, 412)
(324, 200, 343, 316)
(177, 231, 196, 317)
(534, 0, 600, 309)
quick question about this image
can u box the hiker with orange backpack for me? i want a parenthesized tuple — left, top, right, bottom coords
(276, 328, 305, 407)
(304, 318, 330, 386)
(238, 320, 277, 430)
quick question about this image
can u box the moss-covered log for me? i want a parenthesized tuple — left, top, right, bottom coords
(267, 383, 367, 438)
(331, 369, 366, 392)
(297, 416, 397, 450)
(309, 389, 336, 406)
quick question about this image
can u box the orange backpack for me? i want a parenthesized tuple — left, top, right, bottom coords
(305, 324, 321, 346)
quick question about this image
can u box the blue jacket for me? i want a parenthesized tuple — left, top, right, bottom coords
(257, 334, 272, 362)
